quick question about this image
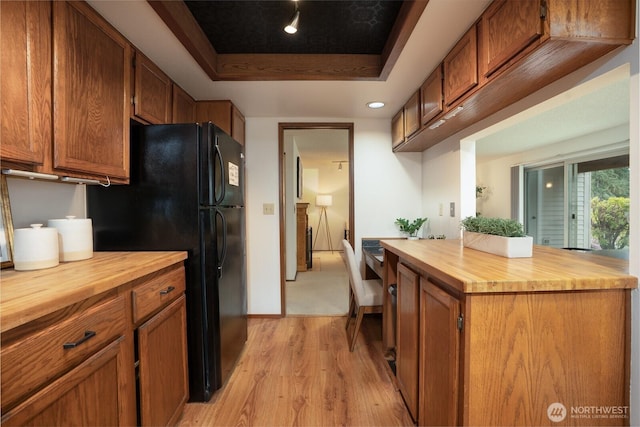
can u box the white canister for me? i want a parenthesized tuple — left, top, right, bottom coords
(13, 224, 60, 271)
(47, 216, 94, 262)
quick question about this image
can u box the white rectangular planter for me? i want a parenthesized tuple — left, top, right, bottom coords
(463, 231, 533, 258)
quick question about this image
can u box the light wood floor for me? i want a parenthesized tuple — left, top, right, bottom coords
(178, 316, 414, 426)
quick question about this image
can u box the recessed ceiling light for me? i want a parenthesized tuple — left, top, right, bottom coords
(367, 101, 385, 109)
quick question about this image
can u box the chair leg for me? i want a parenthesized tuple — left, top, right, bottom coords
(345, 288, 355, 330)
(349, 306, 365, 352)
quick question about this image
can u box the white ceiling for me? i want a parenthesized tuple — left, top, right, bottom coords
(474, 71, 630, 160)
(88, 0, 629, 161)
(286, 129, 350, 168)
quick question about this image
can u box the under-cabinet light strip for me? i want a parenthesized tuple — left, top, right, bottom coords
(60, 176, 102, 185)
(428, 119, 446, 130)
(1, 169, 59, 180)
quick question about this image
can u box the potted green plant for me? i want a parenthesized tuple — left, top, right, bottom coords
(460, 216, 533, 258)
(395, 217, 428, 239)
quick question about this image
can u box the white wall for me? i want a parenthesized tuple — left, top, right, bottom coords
(5, 178, 86, 228)
(422, 34, 640, 424)
(302, 163, 349, 251)
(245, 117, 422, 315)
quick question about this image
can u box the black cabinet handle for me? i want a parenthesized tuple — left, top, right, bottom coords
(63, 330, 96, 349)
(159, 286, 175, 295)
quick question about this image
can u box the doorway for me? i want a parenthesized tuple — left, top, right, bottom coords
(278, 123, 354, 316)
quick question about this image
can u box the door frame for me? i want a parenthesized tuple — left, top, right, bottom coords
(278, 122, 355, 316)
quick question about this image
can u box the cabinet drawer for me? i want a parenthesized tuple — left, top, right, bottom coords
(1, 295, 126, 411)
(132, 266, 186, 324)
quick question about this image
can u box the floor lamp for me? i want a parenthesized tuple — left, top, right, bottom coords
(312, 194, 333, 253)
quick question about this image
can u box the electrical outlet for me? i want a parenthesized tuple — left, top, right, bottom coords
(263, 203, 275, 215)
(449, 202, 455, 217)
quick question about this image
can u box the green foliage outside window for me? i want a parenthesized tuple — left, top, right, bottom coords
(591, 197, 630, 249)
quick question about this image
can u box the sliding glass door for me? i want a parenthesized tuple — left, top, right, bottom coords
(523, 153, 629, 259)
(524, 165, 565, 246)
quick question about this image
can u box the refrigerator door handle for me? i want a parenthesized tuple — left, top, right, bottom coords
(214, 138, 226, 205)
(216, 208, 228, 278)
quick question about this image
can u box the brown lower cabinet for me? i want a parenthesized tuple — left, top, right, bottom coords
(417, 284, 630, 426)
(0, 255, 189, 427)
(419, 279, 461, 427)
(395, 263, 420, 421)
(137, 295, 189, 426)
(2, 337, 128, 427)
(382, 240, 635, 427)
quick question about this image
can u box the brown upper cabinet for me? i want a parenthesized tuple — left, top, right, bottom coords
(443, 25, 478, 107)
(403, 91, 421, 140)
(133, 51, 172, 124)
(172, 84, 196, 124)
(394, 0, 635, 153)
(479, 0, 542, 80)
(420, 65, 444, 126)
(196, 100, 246, 145)
(391, 109, 405, 149)
(1, 1, 131, 183)
(0, 1, 51, 168)
(52, 1, 131, 182)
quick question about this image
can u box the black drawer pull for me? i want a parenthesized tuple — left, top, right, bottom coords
(63, 331, 96, 349)
(159, 286, 175, 295)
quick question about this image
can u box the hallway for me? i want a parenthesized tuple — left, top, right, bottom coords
(286, 251, 349, 316)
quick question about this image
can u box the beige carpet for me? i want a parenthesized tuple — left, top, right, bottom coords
(286, 251, 349, 316)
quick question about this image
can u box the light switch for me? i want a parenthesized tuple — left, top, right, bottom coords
(449, 202, 455, 217)
(263, 203, 275, 215)
(439, 203, 443, 216)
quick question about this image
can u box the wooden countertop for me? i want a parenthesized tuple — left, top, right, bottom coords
(0, 251, 188, 333)
(380, 239, 637, 293)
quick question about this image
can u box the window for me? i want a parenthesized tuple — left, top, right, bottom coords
(523, 153, 629, 259)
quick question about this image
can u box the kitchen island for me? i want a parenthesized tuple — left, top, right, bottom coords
(381, 239, 637, 426)
(1, 251, 189, 426)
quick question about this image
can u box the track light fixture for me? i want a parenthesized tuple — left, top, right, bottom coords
(284, 2, 300, 34)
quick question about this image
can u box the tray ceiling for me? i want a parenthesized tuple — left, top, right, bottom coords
(148, 0, 426, 81)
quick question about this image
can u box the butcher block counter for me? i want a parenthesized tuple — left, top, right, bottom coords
(380, 239, 637, 427)
(1, 251, 189, 426)
(1, 251, 188, 333)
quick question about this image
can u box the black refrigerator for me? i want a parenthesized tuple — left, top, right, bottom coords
(87, 122, 247, 402)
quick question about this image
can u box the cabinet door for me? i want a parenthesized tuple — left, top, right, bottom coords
(396, 263, 420, 421)
(403, 91, 420, 139)
(138, 295, 189, 427)
(443, 25, 478, 107)
(196, 100, 245, 144)
(1, 337, 128, 427)
(0, 1, 50, 166)
(419, 279, 461, 427)
(391, 109, 404, 148)
(52, 1, 130, 180)
(231, 104, 246, 145)
(420, 65, 443, 126)
(134, 52, 172, 124)
(479, 0, 543, 79)
(172, 84, 196, 124)
(196, 101, 232, 134)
